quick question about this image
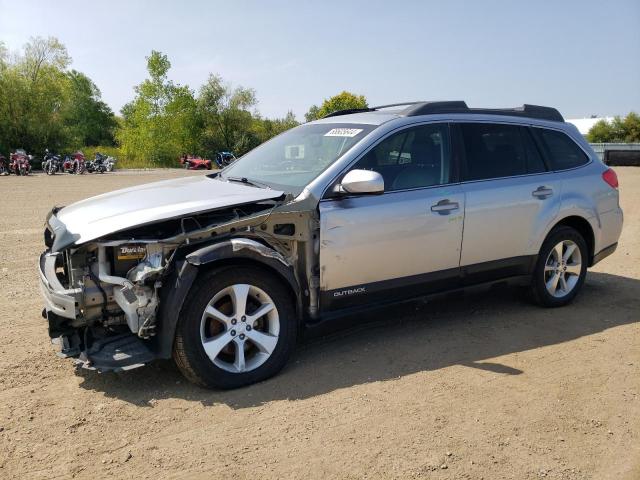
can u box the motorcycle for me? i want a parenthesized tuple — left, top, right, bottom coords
(104, 156, 116, 172)
(0, 154, 7, 175)
(63, 151, 86, 174)
(9, 149, 31, 176)
(214, 151, 236, 169)
(42, 150, 62, 175)
(86, 152, 107, 173)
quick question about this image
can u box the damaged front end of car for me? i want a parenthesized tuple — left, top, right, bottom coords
(39, 189, 320, 373)
(39, 238, 165, 371)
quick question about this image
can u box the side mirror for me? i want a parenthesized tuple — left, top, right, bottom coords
(337, 169, 384, 195)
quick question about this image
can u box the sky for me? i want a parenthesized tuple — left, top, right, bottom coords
(1, 0, 638, 120)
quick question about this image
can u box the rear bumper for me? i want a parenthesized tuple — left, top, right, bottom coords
(592, 242, 618, 266)
(595, 207, 623, 262)
(38, 251, 81, 320)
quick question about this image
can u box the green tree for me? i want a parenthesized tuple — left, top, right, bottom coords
(0, 36, 70, 153)
(117, 50, 199, 165)
(304, 105, 320, 123)
(61, 70, 117, 146)
(197, 74, 257, 155)
(587, 113, 640, 143)
(0, 36, 117, 155)
(21, 36, 70, 82)
(587, 119, 615, 143)
(305, 91, 368, 121)
(622, 112, 640, 142)
(0, 41, 7, 67)
(252, 111, 299, 144)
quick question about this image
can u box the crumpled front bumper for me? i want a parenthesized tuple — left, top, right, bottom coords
(38, 251, 81, 320)
(39, 250, 158, 371)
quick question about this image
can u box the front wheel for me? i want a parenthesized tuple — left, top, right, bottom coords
(173, 266, 297, 389)
(529, 226, 588, 307)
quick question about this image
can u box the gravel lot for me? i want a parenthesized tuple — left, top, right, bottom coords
(0, 168, 638, 479)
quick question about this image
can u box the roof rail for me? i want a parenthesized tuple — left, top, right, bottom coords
(402, 101, 469, 116)
(322, 108, 374, 118)
(403, 102, 563, 122)
(322, 101, 564, 122)
(372, 102, 423, 109)
(322, 102, 422, 118)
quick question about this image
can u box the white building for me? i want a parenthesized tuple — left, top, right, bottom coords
(565, 117, 614, 135)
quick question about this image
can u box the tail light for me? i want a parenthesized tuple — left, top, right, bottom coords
(602, 168, 618, 189)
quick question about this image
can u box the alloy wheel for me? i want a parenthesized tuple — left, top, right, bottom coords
(544, 240, 582, 298)
(200, 283, 280, 373)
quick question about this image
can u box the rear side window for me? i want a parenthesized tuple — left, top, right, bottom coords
(534, 128, 589, 170)
(460, 123, 534, 181)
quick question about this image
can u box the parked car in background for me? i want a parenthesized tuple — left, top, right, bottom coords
(180, 154, 212, 170)
(39, 101, 623, 389)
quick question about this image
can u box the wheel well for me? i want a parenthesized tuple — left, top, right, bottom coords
(194, 257, 301, 319)
(553, 216, 595, 264)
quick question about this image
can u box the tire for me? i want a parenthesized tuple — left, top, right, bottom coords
(529, 226, 588, 307)
(173, 266, 297, 389)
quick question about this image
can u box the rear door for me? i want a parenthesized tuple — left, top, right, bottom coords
(319, 123, 465, 310)
(455, 122, 561, 282)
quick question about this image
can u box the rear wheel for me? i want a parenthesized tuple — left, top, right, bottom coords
(530, 226, 588, 307)
(173, 266, 297, 389)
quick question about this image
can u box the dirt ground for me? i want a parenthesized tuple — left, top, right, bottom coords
(0, 168, 638, 480)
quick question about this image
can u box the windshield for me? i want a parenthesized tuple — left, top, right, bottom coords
(221, 123, 375, 194)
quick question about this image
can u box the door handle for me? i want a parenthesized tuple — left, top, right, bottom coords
(431, 199, 459, 214)
(532, 186, 553, 199)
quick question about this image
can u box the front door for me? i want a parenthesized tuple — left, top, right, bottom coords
(318, 123, 465, 311)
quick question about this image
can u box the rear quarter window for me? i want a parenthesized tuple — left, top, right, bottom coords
(533, 128, 589, 170)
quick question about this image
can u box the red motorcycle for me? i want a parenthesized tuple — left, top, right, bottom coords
(63, 151, 86, 174)
(9, 149, 31, 176)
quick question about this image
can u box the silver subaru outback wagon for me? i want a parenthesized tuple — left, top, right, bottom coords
(39, 101, 623, 388)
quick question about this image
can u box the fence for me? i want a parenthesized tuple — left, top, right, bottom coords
(590, 143, 640, 166)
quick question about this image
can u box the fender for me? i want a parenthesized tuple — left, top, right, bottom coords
(153, 238, 301, 358)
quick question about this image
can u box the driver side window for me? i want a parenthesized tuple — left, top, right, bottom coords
(353, 123, 451, 191)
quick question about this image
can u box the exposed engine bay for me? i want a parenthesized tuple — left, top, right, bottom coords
(40, 196, 320, 372)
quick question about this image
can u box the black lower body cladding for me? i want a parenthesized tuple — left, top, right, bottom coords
(153, 238, 302, 359)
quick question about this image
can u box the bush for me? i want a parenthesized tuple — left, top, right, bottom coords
(79, 145, 186, 169)
(587, 112, 640, 143)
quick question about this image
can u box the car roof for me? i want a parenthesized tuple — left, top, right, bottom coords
(310, 101, 566, 128)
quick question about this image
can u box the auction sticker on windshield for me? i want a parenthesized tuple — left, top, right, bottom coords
(324, 128, 363, 137)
